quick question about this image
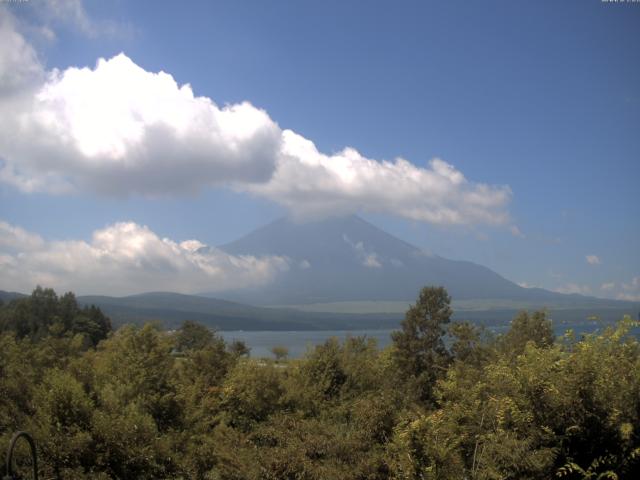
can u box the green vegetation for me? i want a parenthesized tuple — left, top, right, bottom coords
(0, 286, 639, 479)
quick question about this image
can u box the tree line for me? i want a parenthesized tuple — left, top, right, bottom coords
(0, 286, 638, 479)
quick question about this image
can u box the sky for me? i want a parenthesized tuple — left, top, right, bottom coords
(0, 0, 638, 299)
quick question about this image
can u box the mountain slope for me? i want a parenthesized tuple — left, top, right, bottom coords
(213, 215, 595, 306)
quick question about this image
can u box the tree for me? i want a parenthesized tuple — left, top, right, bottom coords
(391, 286, 452, 403)
(271, 345, 289, 362)
(175, 320, 214, 352)
(449, 321, 493, 367)
(296, 337, 347, 407)
(227, 339, 251, 358)
(30, 369, 94, 479)
(0, 288, 111, 346)
(500, 310, 554, 356)
(92, 324, 180, 432)
(220, 360, 286, 430)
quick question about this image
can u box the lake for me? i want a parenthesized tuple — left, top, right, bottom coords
(219, 320, 634, 359)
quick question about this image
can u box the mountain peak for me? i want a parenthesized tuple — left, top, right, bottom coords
(220, 214, 421, 267)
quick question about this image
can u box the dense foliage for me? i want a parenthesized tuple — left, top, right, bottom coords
(0, 287, 111, 346)
(0, 286, 639, 479)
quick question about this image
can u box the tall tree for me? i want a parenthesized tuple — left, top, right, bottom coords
(391, 286, 452, 403)
(500, 310, 554, 356)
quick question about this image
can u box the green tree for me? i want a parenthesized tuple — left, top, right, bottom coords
(72, 304, 111, 347)
(271, 345, 289, 362)
(227, 339, 251, 358)
(391, 286, 452, 403)
(30, 369, 94, 480)
(295, 337, 347, 409)
(449, 321, 493, 367)
(92, 324, 181, 431)
(220, 360, 286, 431)
(500, 310, 554, 356)
(0, 334, 38, 435)
(175, 320, 215, 352)
(0, 287, 110, 346)
(90, 324, 183, 478)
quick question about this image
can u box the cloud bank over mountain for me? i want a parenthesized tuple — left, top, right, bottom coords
(0, 10, 512, 227)
(248, 130, 511, 225)
(0, 220, 289, 296)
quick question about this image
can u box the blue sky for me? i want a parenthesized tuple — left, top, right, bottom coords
(0, 0, 638, 298)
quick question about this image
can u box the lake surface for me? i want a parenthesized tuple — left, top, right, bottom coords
(220, 320, 634, 359)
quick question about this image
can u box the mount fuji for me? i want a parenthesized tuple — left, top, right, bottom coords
(208, 215, 615, 310)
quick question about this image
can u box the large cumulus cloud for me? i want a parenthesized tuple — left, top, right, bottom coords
(0, 220, 290, 296)
(0, 12, 512, 226)
(0, 50, 281, 195)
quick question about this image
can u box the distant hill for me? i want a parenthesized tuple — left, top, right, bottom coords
(210, 215, 636, 311)
(1, 289, 636, 331)
(74, 292, 640, 331)
(76, 292, 401, 331)
(3, 289, 400, 330)
(0, 290, 26, 303)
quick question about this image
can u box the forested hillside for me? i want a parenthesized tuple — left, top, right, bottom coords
(0, 287, 638, 479)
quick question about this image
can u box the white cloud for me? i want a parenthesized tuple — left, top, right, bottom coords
(362, 254, 382, 268)
(617, 293, 640, 302)
(600, 282, 615, 291)
(509, 225, 525, 238)
(299, 259, 311, 269)
(621, 276, 640, 291)
(586, 254, 601, 265)
(43, 0, 93, 35)
(616, 277, 640, 302)
(0, 16, 513, 227)
(0, 221, 44, 251)
(517, 281, 536, 288)
(179, 239, 206, 253)
(0, 220, 289, 296)
(0, 9, 44, 95)
(246, 130, 511, 226)
(554, 283, 592, 295)
(20, 0, 130, 39)
(0, 53, 281, 195)
(343, 234, 382, 268)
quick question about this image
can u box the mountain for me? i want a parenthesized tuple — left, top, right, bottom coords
(212, 215, 619, 308)
(0, 290, 26, 303)
(76, 292, 401, 331)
